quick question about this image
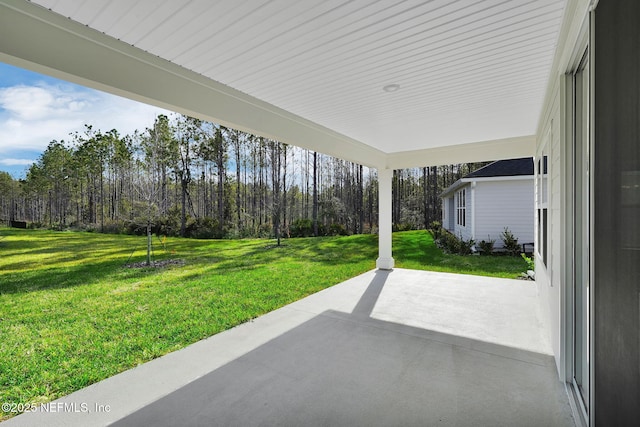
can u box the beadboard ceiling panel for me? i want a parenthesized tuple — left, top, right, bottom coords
(26, 0, 566, 157)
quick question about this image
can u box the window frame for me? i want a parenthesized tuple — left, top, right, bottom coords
(456, 188, 466, 227)
(536, 134, 550, 268)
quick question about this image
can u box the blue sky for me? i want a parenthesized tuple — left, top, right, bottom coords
(0, 62, 169, 178)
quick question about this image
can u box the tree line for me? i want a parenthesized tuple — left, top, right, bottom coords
(0, 113, 489, 239)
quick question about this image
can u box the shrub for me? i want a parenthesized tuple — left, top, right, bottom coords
(446, 235, 460, 254)
(442, 233, 456, 253)
(478, 237, 495, 255)
(438, 231, 460, 254)
(228, 226, 254, 239)
(327, 223, 349, 236)
(127, 222, 149, 236)
(49, 223, 67, 231)
(458, 234, 475, 255)
(393, 223, 414, 232)
(521, 253, 535, 270)
(429, 221, 442, 240)
(437, 231, 475, 255)
(154, 214, 180, 237)
(70, 222, 96, 233)
(101, 222, 127, 234)
(256, 223, 272, 238)
(185, 217, 221, 239)
(501, 227, 520, 256)
(290, 219, 313, 237)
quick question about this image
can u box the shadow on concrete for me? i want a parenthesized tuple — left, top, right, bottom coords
(111, 271, 573, 427)
(351, 268, 388, 317)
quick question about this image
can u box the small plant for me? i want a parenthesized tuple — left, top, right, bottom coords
(437, 231, 460, 254)
(478, 237, 495, 255)
(500, 227, 520, 256)
(458, 235, 475, 255)
(521, 253, 535, 270)
(429, 221, 442, 240)
(436, 230, 475, 255)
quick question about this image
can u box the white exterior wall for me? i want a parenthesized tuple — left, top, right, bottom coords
(531, 0, 591, 382)
(473, 179, 534, 247)
(447, 197, 455, 231)
(442, 196, 453, 231)
(535, 77, 563, 377)
(442, 185, 472, 241)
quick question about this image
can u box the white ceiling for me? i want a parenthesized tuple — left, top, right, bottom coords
(2, 0, 567, 167)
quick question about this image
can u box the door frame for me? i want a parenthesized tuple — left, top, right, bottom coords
(562, 11, 595, 427)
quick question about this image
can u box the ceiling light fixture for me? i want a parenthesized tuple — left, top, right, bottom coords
(383, 84, 400, 92)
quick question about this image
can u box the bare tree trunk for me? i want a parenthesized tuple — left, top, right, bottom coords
(358, 164, 364, 234)
(258, 139, 263, 227)
(243, 146, 248, 228)
(430, 165, 438, 224)
(272, 142, 282, 246)
(161, 167, 167, 215)
(180, 174, 187, 236)
(217, 148, 225, 234)
(100, 166, 104, 232)
(235, 132, 242, 230)
(251, 142, 257, 230)
(423, 167, 429, 228)
(282, 145, 287, 236)
(146, 221, 152, 266)
(312, 151, 318, 236)
(305, 150, 310, 219)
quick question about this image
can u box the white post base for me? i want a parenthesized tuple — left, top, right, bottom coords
(376, 257, 395, 270)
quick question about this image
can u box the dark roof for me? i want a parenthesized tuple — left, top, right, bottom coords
(440, 157, 534, 197)
(464, 157, 533, 178)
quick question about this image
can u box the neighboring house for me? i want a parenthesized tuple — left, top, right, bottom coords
(440, 158, 534, 248)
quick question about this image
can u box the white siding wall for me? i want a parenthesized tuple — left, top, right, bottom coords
(531, 0, 592, 382)
(441, 186, 472, 240)
(442, 196, 454, 232)
(473, 179, 534, 247)
(535, 72, 563, 376)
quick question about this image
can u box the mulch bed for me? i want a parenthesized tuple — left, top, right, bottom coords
(125, 259, 185, 269)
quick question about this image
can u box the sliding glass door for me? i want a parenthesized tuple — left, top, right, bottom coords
(572, 50, 590, 419)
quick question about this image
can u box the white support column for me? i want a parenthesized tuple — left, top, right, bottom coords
(376, 168, 395, 270)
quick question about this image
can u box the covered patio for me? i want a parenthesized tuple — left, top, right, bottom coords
(5, 269, 573, 426)
(7, 0, 625, 424)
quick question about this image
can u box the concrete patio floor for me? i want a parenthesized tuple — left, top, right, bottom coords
(5, 268, 574, 426)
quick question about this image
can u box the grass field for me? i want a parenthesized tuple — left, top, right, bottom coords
(0, 228, 527, 419)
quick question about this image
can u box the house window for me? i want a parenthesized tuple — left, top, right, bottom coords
(537, 143, 549, 267)
(456, 188, 466, 227)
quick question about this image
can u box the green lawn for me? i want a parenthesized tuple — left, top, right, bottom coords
(0, 228, 526, 419)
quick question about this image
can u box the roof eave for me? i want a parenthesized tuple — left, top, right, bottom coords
(386, 135, 535, 170)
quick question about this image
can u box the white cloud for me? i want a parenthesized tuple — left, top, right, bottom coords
(0, 82, 169, 154)
(0, 158, 34, 166)
(0, 85, 90, 120)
